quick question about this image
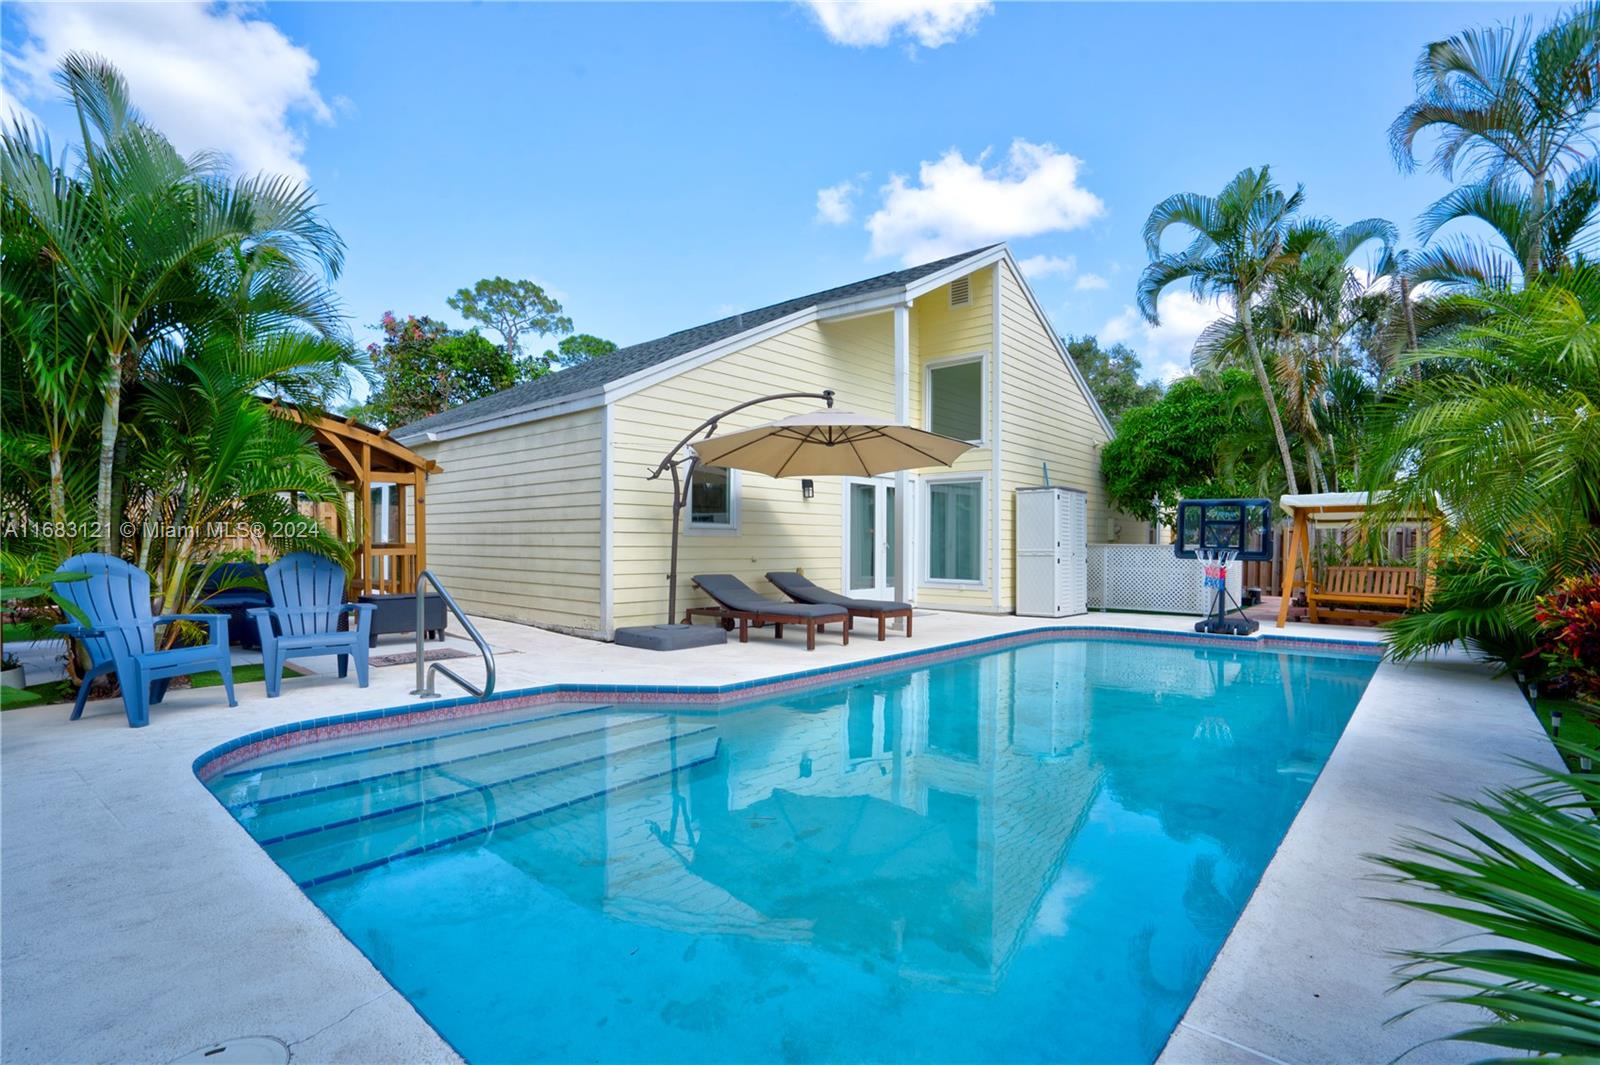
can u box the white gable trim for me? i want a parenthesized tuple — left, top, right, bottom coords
(814, 246, 1006, 322)
(905, 245, 1008, 301)
(995, 249, 1116, 439)
(391, 246, 1063, 444)
(396, 389, 607, 445)
(600, 305, 822, 404)
(391, 306, 822, 445)
(598, 246, 1000, 402)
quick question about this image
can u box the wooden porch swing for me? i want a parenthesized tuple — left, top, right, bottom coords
(1275, 492, 1439, 627)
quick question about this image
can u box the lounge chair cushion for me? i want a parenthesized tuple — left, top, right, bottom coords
(692, 575, 844, 619)
(766, 572, 912, 613)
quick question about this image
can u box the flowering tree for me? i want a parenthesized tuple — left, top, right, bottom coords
(358, 313, 518, 428)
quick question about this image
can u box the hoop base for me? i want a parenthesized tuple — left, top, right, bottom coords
(1195, 616, 1259, 636)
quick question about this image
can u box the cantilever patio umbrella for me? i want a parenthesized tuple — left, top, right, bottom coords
(689, 408, 973, 478)
(621, 389, 974, 637)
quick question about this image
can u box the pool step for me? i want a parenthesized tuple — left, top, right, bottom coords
(227, 712, 677, 832)
(263, 724, 720, 887)
(238, 716, 702, 842)
(212, 705, 659, 803)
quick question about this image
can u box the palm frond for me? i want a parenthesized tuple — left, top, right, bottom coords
(1370, 744, 1600, 1060)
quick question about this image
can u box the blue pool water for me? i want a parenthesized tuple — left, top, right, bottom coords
(206, 636, 1377, 1064)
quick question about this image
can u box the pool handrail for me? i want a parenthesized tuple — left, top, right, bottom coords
(411, 570, 496, 700)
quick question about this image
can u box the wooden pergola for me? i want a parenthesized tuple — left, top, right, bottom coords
(272, 402, 441, 596)
(1275, 491, 1439, 628)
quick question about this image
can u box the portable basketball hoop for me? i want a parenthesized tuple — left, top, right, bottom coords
(1174, 499, 1273, 635)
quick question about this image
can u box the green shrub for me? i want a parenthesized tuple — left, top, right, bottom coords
(1372, 744, 1600, 1060)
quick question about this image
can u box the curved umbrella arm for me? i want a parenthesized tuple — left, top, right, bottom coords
(648, 388, 835, 625)
(646, 389, 835, 483)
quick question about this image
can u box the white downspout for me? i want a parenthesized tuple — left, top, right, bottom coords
(894, 300, 915, 611)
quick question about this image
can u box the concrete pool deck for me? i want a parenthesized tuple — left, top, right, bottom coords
(0, 610, 1551, 1064)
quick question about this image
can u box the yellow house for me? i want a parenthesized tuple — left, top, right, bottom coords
(393, 244, 1132, 639)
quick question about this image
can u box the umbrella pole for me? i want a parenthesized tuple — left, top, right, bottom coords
(649, 390, 836, 626)
(666, 456, 695, 625)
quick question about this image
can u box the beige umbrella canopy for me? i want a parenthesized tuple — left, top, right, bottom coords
(624, 388, 977, 634)
(690, 409, 973, 476)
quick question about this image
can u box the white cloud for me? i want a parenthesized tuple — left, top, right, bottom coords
(6, 2, 331, 181)
(1074, 273, 1109, 291)
(804, 0, 993, 49)
(866, 140, 1105, 264)
(1100, 290, 1228, 384)
(815, 179, 858, 225)
(0, 79, 40, 131)
(1016, 254, 1076, 280)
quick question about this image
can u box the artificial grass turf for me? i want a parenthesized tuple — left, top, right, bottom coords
(0, 662, 298, 710)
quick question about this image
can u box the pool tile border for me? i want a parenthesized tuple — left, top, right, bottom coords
(193, 624, 1383, 783)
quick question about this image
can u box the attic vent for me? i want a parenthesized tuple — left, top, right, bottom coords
(949, 276, 971, 307)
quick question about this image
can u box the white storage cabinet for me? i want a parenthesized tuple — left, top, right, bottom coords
(1015, 487, 1088, 617)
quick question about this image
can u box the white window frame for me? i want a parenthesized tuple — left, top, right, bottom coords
(921, 471, 988, 589)
(922, 351, 988, 447)
(685, 464, 740, 535)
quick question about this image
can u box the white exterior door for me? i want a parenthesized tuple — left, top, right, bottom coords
(843, 477, 898, 600)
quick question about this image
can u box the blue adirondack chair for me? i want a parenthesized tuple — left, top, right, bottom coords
(249, 552, 374, 698)
(52, 554, 237, 728)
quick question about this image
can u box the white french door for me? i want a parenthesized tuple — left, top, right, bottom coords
(843, 477, 898, 600)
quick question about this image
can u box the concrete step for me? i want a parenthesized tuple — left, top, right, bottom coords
(261, 725, 720, 887)
(228, 712, 677, 834)
(212, 704, 661, 803)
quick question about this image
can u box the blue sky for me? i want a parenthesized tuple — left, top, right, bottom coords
(1, 1, 1557, 389)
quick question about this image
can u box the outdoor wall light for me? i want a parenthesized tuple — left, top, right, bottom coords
(801, 478, 815, 500)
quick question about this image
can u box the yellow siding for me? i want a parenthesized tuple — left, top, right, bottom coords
(412, 408, 604, 635)
(610, 315, 896, 630)
(611, 271, 1019, 628)
(410, 251, 1131, 637)
(911, 269, 998, 610)
(996, 259, 1129, 607)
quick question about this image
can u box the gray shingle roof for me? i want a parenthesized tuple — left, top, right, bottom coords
(392, 246, 998, 441)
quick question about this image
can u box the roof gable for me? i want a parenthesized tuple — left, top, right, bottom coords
(393, 246, 999, 441)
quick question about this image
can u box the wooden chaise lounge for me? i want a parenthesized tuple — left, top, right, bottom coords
(686, 574, 849, 651)
(1307, 565, 1421, 623)
(765, 571, 914, 641)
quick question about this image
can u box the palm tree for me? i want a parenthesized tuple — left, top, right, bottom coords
(1408, 159, 1600, 292)
(1366, 268, 1600, 541)
(128, 337, 353, 623)
(1139, 167, 1311, 493)
(0, 53, 345, 552)
(1167, 192, 1393, 494)
(1391, 3, 1600, 279)
(1363, 265, 1600, 667)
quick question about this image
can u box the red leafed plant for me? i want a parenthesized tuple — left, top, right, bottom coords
(1534, 573, 1600, 702)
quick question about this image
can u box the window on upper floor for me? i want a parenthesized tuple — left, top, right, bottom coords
(925, 355, 985, 444)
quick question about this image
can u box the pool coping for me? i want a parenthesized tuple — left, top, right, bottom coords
(1155, 647, 1556, 1064)
(190, 622, 1389, 1061)
(2, 610, 1535, 1065)
(194, 623, 1382, 783)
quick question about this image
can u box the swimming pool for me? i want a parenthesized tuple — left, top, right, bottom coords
(203, 633, 1378, 1064)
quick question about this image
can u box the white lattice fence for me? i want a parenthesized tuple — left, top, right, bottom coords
(1086, 544, 1243, 615)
